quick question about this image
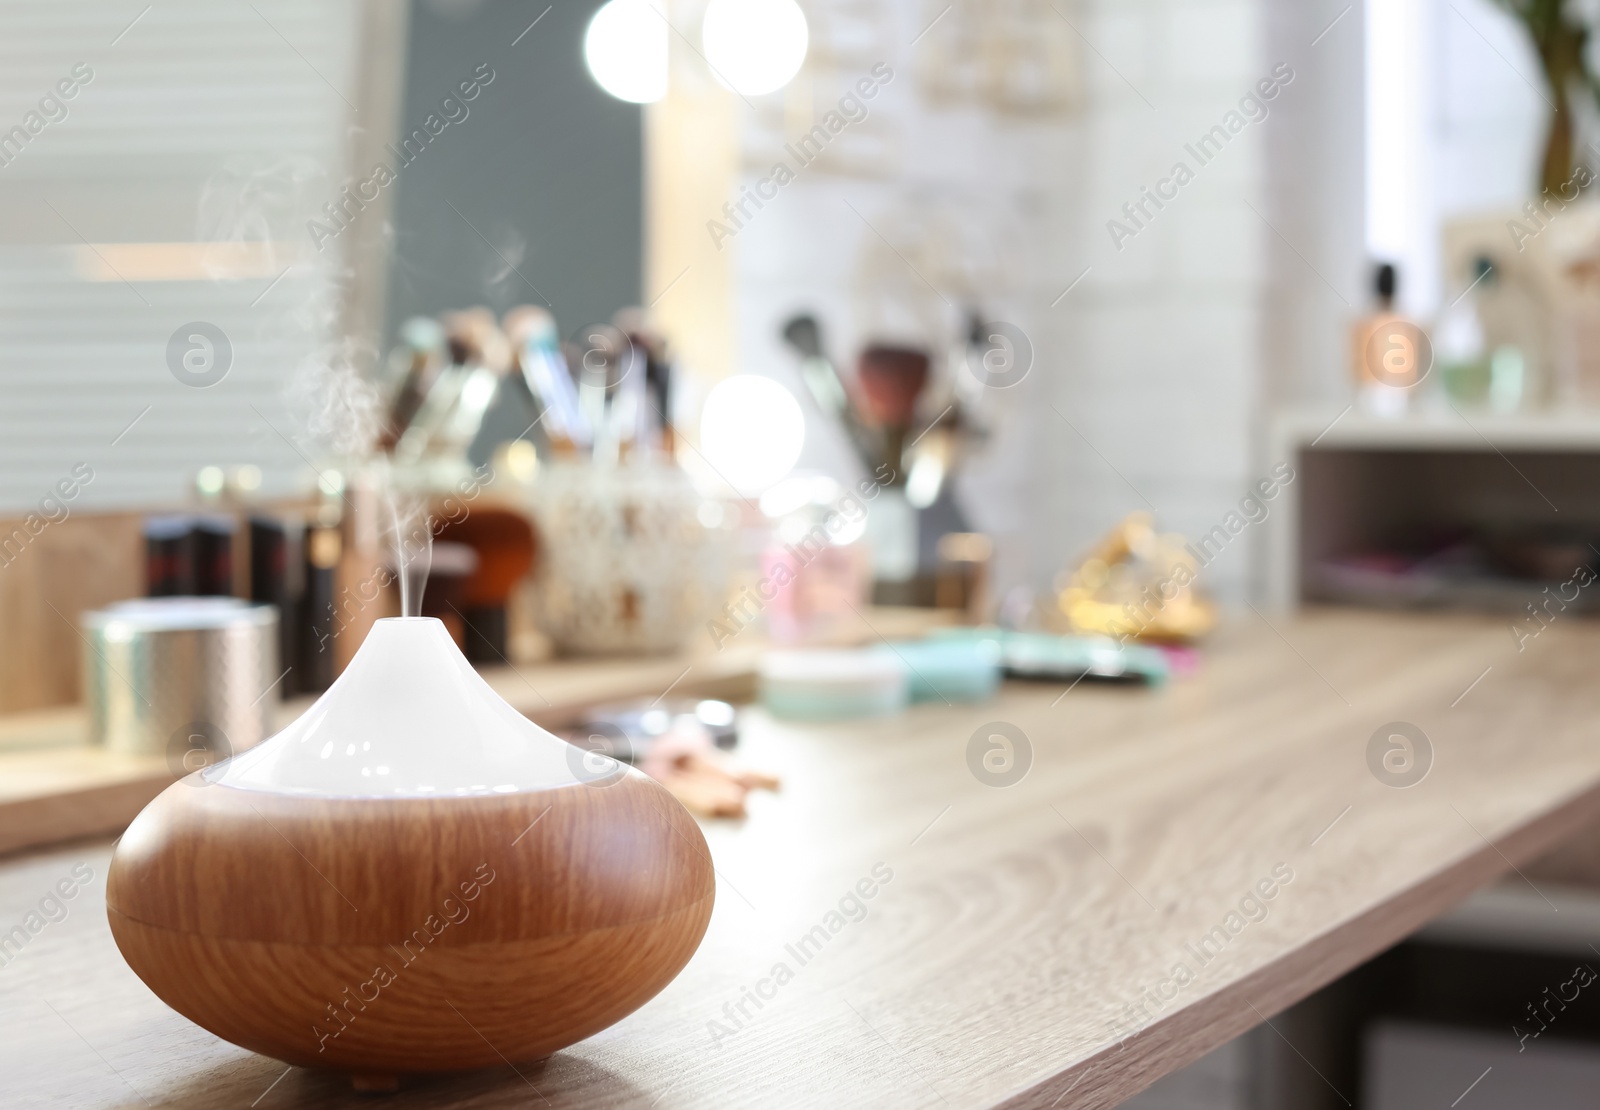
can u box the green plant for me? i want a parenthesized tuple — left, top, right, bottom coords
(1492, 0, 1596, 195)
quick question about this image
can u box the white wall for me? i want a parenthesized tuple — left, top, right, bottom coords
(725, 0, 1369, 605)
(1039, 0, 1268, 603)
(727, 0, 1074, 599)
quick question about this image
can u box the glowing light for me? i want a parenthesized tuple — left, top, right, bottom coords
(584, 0, 668, 104)
(699, 375, 805, 494)
(196, 466, 225, 496)
(701, 0, 808, 96)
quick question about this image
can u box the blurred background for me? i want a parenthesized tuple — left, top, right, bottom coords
(5, 0, 1600, 1105)
(6, 0, 1597, 661)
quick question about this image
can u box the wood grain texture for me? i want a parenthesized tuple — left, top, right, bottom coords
(106, 903, 712, 1074)
(0, 696, 314, 859)
(0, 747, 170, 857)
(6, 610, 1600, 1107)
(0, 607, 951, 859)
(0, 512, 144, 714)
(105, 769, 714, 1074)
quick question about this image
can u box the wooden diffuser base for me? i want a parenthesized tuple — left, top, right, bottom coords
(108, 774, 713, 1075)
(103, 617, 715, 1082)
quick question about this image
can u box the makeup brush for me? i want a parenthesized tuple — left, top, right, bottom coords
(615, 307, 675, 458)
(428, 313, 513, 463)
(572, 323, 627, 465)
(607, 331, 649, 461)
(780, 313, 879, 471)
(504, 306, 587, 453)
(382, 317, 447, 451)
(393, 310, 492, 463)
(856, 344, 930, 481)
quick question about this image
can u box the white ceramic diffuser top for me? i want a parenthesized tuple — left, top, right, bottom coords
(210, 617, 596, 797)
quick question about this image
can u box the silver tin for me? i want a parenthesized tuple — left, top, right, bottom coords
(83, 597, 279, 768)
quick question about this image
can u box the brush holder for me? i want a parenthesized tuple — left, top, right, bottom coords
(529, 463, 734, 655)
(105, 617, 714, 1084)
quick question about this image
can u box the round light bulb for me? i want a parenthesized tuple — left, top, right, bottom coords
(699, 374, 805, 494)
(701, 0, 809, 96)
(584, 0, 668, 104)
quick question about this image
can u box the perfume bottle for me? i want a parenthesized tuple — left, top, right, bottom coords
(1438, 256, 1541, 412)
(1436, 258, 1493, 408)
(1350, 262, 1421, 417)
(1475, 254, 1545, 411)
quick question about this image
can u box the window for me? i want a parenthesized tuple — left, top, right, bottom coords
(0, 0, 373, 512)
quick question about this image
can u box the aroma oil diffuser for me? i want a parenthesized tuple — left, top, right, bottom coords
(106, 616, 714, 1086)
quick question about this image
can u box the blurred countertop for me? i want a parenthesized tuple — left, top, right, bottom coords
(4, 608, 1600, 1107)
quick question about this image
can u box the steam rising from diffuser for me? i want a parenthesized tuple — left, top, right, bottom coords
(199, 155, 453, 631)
(195, 156, 322, 280)
(286, 335, 384, 460)
(288, 335, 439, 620)
(386, 485, 434, 618)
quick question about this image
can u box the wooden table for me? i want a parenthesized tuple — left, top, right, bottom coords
(0, 608, 947, 857)
(3, 609, 1599, 1109)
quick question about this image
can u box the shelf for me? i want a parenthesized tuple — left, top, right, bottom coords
(1275, 407, 1600, 453)
(1265, 408, 1600, 609)
(0, 607, 953, 858)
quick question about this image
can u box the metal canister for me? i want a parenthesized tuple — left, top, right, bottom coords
(83, 597, 279, 770)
